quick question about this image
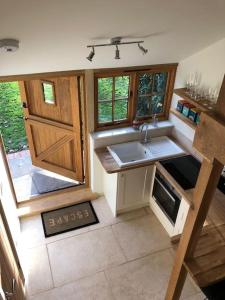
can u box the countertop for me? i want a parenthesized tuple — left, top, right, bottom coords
(95, 136, 186, 174)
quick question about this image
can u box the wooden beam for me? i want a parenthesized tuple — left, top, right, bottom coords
(215, 75, 225, 118)
(0, 70, 85, 82)
(193, 112, 225, 163)
(165, 158, 223, 300)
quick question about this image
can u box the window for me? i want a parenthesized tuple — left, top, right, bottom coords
(97, 75, 130, 125)
(95, 64, 177, 130)
(42, 81, 56, 104)
(136, 72, 168, 118)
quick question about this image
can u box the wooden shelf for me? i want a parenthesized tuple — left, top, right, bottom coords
(184, 223, 225, 288)
(174, 88, 216, 112)
(170, 108, 197, 130)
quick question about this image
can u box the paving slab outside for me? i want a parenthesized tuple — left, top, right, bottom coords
(7, 150, 78, 201)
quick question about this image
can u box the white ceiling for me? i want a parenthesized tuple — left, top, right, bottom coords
(0, 0, 225, 76)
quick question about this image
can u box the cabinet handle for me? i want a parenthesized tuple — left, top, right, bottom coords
(4, 278, 16, 299)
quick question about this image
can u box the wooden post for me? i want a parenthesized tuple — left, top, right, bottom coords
(165, 158, 223, 300)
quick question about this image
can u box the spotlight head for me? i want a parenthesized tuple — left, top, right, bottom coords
(86, 47, 95, 62)
(138, 43, 148, 55)
(115, 45, 120, 59)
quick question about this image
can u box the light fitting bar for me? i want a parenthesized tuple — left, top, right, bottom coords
(87, 40, 144, 48)
(86, 38, 148, 62)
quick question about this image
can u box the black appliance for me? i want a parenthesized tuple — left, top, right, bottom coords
(160, 155, 201, 190)
(160, 154, 225, 193)
(152, 170, 182, 224)
(201, 278, 225, 300)
(152, 154, 225, 225)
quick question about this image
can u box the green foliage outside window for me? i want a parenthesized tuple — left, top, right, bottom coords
(98, 76, 129, 123)
(0, 82, 27, 153)
(137, 72, 168, 117)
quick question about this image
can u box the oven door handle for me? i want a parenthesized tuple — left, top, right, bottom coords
(155, 177, 179, 203)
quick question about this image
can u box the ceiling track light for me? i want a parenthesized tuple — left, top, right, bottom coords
(86, 46, 95, 62)
(115, 45, 120, 60)
(138, 43, 148, 55)
(86, 37, 148, 62)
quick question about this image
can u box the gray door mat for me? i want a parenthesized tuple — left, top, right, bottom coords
(32, 171, 77, 194)
(41, 201, 99, 237)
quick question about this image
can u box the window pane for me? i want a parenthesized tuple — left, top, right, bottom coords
(98, 101, 112, 123)
(138, 73, 153, 95)
(151, 95, 165, 114)
(136, 96, 151, 117)
(153, 72, 168, 93)
(98, 77, 113, 100)
(115, 76, 130, 99)
(114, 100, 128, 121)
(42, 82, 55, 104)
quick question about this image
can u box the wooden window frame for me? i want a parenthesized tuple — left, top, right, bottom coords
(94, 72, 135, 130)
(94, 64, 178, 131)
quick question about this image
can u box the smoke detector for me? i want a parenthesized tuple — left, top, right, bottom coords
(0, 39, 19, 52)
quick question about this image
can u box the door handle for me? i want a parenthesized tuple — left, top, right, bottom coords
(4, 278, 16, 299)
(22, 102, 27, 108)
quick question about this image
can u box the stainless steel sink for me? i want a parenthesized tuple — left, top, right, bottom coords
(107, 136, 185, 167)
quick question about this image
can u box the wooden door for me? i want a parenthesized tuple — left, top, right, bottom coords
(19, 76, 84, 182)
(0, 201, 25, 300)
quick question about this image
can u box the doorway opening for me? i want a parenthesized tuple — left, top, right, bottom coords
(0, 80, 84, 203)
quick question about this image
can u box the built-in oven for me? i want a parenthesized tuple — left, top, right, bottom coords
(152, 170, 182, 225)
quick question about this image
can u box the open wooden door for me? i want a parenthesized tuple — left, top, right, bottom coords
(19, 76, 84, 182)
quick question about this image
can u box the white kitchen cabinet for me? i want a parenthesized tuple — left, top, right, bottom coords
(103, 165, 155, 216)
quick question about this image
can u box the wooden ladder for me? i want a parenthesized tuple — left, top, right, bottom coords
(165, 75, 225, 300)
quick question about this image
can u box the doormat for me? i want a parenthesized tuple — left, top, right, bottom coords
(41, 201, 99, 237)
(32, 171, 76, 194)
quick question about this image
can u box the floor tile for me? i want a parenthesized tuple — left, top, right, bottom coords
(112, 214, 171, 260)
(183, 292, 205, 300)
(28, 272, 114, 300)
(20, 214, 90, 249)
(47, 226, 126, 287)
(20, 197, 147, 249)
(105, 249, 198, 300)
(90, 196, 148, 231)
(21, 245, 53, 296)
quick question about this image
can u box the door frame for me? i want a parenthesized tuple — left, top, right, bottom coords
(0, 71, 90, 206)
(0, 136, 17, 206)
(0, 199, 25, 291)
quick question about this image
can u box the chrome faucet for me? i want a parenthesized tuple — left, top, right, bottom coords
(139, 123, 151, 144)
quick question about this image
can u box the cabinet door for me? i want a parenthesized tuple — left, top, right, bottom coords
(117, 165, 154, 211)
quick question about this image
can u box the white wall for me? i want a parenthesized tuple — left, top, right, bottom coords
(170, 37, 225, 143)
(175, 37, 225, 90)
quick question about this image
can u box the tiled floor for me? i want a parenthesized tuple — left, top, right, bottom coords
(19, 197, 205, 300)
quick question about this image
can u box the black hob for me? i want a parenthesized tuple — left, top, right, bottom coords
(160, 154, 225, 193)
(160, 155, 201, 190)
